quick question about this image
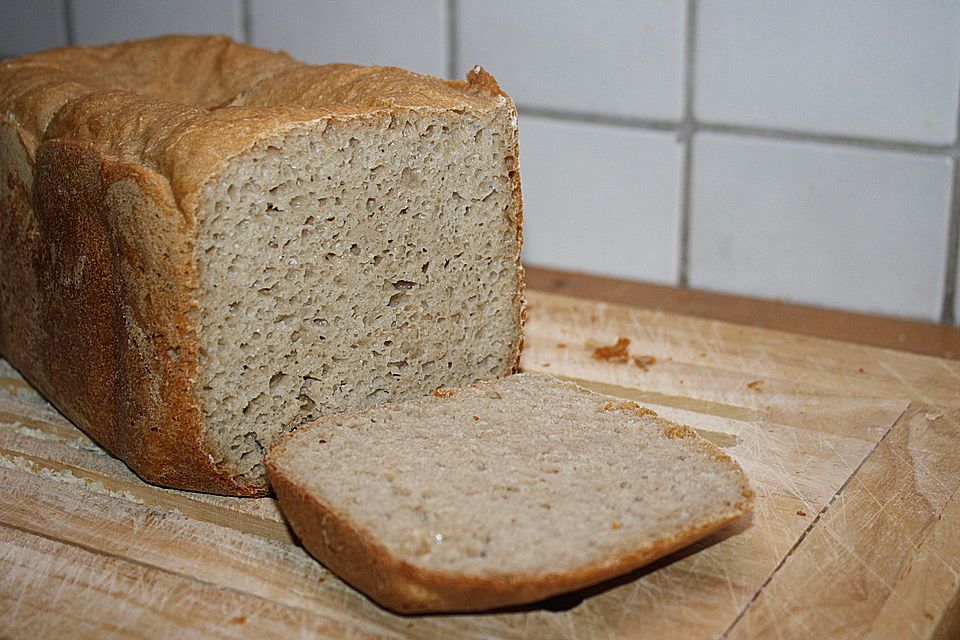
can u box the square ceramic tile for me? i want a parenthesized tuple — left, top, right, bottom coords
(1, 0, 68, 57)
(519, 116, 683, 284)
(696, 1, 960, 145)
(458, 0, 685, 120)
(249, 0, 447, 77)
(689, 133, 953, 320)
(70, 0, 243, 45)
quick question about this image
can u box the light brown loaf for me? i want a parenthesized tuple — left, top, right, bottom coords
(267, 373, 754, 613)
(0, 35, 524, 496)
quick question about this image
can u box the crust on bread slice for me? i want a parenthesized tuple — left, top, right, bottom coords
(267, 372, 753, 613)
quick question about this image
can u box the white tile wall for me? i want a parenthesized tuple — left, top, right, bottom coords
(696, 0, 960, 145)
(70, 0, 244, 45)
(0, 0, 68, 57)
(249, 0, 448, 77)
(458, 0, 686, 121)
(6, 1, 960, 323)
(520, 116, 683, 284)
(689, 133, 953, 320)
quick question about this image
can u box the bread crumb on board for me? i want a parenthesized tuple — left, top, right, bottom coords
(432, 388, 457, 398)
(633, 354, 656, 371)
(663, 424, 693, 439)
(600, 400, 657, 418)
(590, 337, 657, 371)
(592, 338, 631, 363)
(796, 509, 807, 517)
(746, 380, 763, 391)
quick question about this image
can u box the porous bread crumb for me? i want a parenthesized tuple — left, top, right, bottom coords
(432, 388, 457, 398)
(746, 380, 763, 391)
(197, 110, 522, 488)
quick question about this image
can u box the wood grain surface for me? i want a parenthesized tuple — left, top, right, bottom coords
(1, 289, 958, 639)
(525, 266, 960, 361)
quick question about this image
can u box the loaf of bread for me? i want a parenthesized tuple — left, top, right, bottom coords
(0, 36, 524, 496)
(267, 373, 754, 613)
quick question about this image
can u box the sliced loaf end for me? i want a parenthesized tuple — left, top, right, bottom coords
(267, 372, 753, 613)
(197, 95, 522, 492)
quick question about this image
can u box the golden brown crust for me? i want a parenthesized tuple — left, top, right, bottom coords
(0, 35, 522, 496)
(18, 138, 252, 495)
(0, 35, 296, 141)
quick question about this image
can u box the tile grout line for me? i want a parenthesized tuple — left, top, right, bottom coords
(943, 185, 959, 323)
(678, 140, 695, 286)
(446, 0, 458, 80)
(516, 106, 678, 132)
(517, 106, 960, 158)
(240, 0, 252, 45)
(677, 0, 698, 288)
(62, 0, 75, 46)
(939, 78, 960, 324)
(699, 121, 959, 158)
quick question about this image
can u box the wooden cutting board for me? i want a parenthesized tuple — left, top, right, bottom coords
(1, 290, 957, 639)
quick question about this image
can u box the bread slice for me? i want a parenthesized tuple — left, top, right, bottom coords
(0, 36, 523, 495)
(267, 372, 753, 613)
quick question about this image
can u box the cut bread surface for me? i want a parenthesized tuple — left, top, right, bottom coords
(198, 109, 521, 488)
(267, 372, 753, 613)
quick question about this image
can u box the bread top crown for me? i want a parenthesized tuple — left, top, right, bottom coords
(0, 34, 510, 212)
